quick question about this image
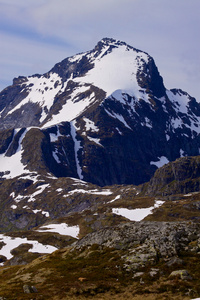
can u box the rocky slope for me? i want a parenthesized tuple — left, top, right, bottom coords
(143, 155, 200, 196)
(1, 221, 200, 299)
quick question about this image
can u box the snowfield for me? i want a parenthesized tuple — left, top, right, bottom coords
(0, 234, 57, 262)
(37, 223, 80, 238)
(74, 43, 149, 98)
(112, 200, 164, 221)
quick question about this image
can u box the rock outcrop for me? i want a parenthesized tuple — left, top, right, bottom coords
(143, 155, 200, 196)
(73, 221, 200, 271)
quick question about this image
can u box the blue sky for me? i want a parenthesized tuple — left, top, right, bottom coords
(0, 0, 200, 100)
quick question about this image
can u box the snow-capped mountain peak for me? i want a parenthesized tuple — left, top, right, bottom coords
(72, 39, 150, 97)
(0, 38, 200, 187)
(0, 38, 165, 129)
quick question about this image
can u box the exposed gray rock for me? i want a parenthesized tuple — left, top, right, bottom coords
(73, 221, 200, 271)
(23, 284, 38, 293)
(165, 256, 184, 267)
(73, 221, 200, 254)
(133, 272, 144, 278)
(149, 268, 159, 277)
(169, 269, 192, 280)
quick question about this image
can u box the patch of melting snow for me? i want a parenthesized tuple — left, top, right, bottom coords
(14, 194, 25, 203)
(68, 188, 112, 196)
(112, 200, 164, 222)
(70, 121, 83, 180)
(19, 173, 41, 183)
(32, 209, 50, 217)
(83, 117, 99, 132)
(87, 136, 103, 146)
(0, 234, 57, 262)
(27, 184, 49, 202)
(70, 177, 88, 185)
(11, 205, 17, 209)
(108, 195, 121, 203)
(150, 156, 169, 168)
(37, 223, 80, 238)
(0, 129, 29, 179)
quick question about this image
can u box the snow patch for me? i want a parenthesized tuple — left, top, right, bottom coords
(180, 149, 184, 157)
(105, 109, 132, 130)
(49, 127, 62, 142)
(112, 200, 164, 221)
(68, 188, 112, 196)
(70, 121, 83, 180)
(32, 209, 50, 217)
(87, 136, 102, 146)
(116, 127, 123, 135)
(37, 223, 80, 238)
(14, 194, 25, 203)
(44, 84, 97, 128)
(0, 129, 29, 179)
(150, 156, 169, 168)
(83, 117, 99, 132)
(27, 184, 49, 202)
(11, 205, 17, 209)
(0, 234, 57, 261)
(52, 148, 61, 164)
(108, 195, 121, 203)
(166, 90, 189, 114)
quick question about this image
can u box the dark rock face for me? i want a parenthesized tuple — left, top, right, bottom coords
(0, 129, 14, 154)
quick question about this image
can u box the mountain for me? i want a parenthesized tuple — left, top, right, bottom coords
(1, 37, 200, 187)
(1, 38, 200, 299)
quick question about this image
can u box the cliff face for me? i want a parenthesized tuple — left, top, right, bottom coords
(143, 156, 200, 196)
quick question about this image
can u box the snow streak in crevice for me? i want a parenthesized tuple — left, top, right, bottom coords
(70, 121, 83, 180)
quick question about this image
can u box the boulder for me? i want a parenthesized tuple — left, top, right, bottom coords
(23, 284, 38, 293)
(169, 269, 192, 280)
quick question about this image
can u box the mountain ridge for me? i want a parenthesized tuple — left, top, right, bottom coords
(0, 38, 200, 187)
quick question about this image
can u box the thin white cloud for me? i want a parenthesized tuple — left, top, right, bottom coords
(0, 30, 72, 89)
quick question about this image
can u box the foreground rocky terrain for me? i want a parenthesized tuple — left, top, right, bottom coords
(1, 218, 200, 299)
(0, 189, 200, 299)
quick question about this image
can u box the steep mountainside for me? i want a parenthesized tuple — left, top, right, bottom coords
(143, 155, 200, 196)
(0, 38, 200, 187)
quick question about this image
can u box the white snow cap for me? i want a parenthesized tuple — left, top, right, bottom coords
(73, 38, 149, 97)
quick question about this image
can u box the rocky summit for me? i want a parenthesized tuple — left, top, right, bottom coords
(0, 38, 200, 299)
